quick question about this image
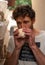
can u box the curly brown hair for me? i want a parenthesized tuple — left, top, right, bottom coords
(13, 5, 35, 20)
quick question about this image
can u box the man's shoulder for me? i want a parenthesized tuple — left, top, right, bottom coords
(35, 30, 45, 39)
(40, 30, 45, 36)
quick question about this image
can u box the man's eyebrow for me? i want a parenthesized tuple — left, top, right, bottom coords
(17, 21, 21, 23)
(23, 21, 29, 23)
(17, 21, 21, 22)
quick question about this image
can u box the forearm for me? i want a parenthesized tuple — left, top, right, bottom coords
(31, 45, 45, 65)
(4, 48, 20, 65)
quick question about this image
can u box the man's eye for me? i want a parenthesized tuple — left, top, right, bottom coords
(24, 21, 28, 24)
(17, 22, 21, 25)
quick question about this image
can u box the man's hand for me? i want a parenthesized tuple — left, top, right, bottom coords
(13, 29, 25, 50)
(23, 28, 36, 48)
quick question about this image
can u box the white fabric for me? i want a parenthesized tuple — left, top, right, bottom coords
(7, 36, 15, 54)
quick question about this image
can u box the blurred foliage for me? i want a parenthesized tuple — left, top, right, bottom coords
(15, 0, 32, 8)
(8, 0, 32, 10)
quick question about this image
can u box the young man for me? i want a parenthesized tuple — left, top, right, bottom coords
(4, 5, 45, 65)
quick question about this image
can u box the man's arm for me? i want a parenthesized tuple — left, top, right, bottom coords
(4, 48, 20, 65)
(4, 28, 25, 65)
(27, 29, 45, 65)
(30, 45, 45, 65)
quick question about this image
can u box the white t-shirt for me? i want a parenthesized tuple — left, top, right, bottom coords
(7, 30, 45, 65)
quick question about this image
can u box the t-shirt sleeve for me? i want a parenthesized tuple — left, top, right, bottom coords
(42, 40, 45, 55)
(40, 34, 45, 55)
(7, 36, 15, 54)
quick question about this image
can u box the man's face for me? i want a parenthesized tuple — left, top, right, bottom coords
(16, 16, 34, 29)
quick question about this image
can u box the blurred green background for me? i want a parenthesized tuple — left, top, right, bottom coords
(15, 0, 32, 7)
(8, 0, 32, 10)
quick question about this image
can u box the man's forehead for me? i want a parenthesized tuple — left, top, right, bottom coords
(16, 16, 31, 21)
